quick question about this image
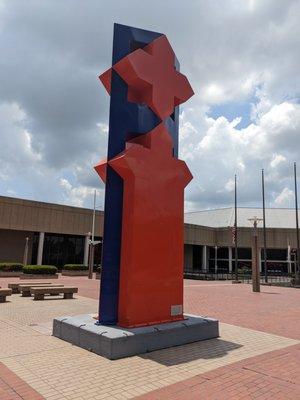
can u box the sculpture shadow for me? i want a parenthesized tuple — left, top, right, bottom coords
(140, 338, 242, 366)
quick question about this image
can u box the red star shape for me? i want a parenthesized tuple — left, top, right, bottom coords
(100, 35, 194, 120)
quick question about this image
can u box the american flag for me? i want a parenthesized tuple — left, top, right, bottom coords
(230, 226, 236, 245)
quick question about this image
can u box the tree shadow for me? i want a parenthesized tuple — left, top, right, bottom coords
(139, 338, 242, 366)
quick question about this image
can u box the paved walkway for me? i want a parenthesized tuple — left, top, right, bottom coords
(0, 362, 44, 400)
(4, 276, 299, 338)
(136, 344, 300, 400)
(0, 276, 299, 399)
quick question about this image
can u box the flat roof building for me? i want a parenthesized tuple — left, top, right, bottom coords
(0, 195, 298, 274)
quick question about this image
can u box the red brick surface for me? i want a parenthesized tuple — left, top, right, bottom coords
(184, 281, 300, 340)
(1, 276, 299, 400)
(0, 362, 45, 400)
(2, 277, 299, 339)
(135, 344, 300, 400)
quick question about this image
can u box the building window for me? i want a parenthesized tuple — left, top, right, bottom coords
(31, 233, 85, 267)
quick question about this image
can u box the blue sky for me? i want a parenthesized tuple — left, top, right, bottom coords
(208, 101, 253, 129)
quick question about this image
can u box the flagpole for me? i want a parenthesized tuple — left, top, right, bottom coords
(234, 174, 238, 281)
(294, 162, 300, 284)
(262, 169, 268, 283)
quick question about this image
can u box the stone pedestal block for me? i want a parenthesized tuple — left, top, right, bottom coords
(53, 314, 219, 360)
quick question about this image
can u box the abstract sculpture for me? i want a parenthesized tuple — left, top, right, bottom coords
(95, 23, 193, 328)
(53, 24, 219, 358)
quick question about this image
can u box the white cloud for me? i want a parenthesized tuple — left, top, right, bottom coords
(59, 178, 104, 208)
(270, 154, 286, 168)
(181, 101, 300, 210)
(225, 179, 235, 192)
(203, 83, 226, 104)
(0, 0, 300, 210)
(0, 102, 41, 179)
(274, 187, 294, 207)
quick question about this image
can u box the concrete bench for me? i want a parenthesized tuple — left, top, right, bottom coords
(8, 282, 52, 294)
(30, 286, 78, 300)
(0, 289, 12, 303)
(19, 284, 64, 297)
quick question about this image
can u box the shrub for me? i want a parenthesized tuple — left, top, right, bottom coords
(0, 262, 24, 272)
(238, 267, 251, 275)
(63, 264, 88, 271)
(23, 265, 58, 275)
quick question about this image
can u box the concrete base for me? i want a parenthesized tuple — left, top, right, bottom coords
(53, 314, 219, 360)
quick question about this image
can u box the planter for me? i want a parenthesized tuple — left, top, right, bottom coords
(0, 271, 22, 277)
(20, 273, 59, 279)
(61, 270, 89, 276)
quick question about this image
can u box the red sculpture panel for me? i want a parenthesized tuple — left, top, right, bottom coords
(100, 35, 194, 120)
(108, 124, 192, 327)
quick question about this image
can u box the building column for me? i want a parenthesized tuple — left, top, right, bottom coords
(184, 245, 193, 272)
(201, 245, 207, 271)
(228, 246, 232, 273)
(37, 232, 45, 265)
(83, 234, 90, 266)
(287, 245, 292, 274)
(214, 246, 218, 273)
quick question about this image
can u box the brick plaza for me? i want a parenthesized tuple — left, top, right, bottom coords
(0, 276, 299, 399)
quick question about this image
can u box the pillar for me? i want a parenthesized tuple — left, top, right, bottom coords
(37, 232, 44, 265)
(287, 246, 292, 274)
(23, 237, 29, 266)
(228, 246, 232, 273)
(201, 245, 207, 271)
(214, 246, 218, 274)
(184, 245, 193, 272)
(83, 234, 90, 266)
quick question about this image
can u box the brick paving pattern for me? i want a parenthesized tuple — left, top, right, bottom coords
(2, 276, 299, 339)
(0, 362, 44, 400)
(0, 275, 299, 399)
(184, 281, 300, 340)
(135, 345, 300, 400)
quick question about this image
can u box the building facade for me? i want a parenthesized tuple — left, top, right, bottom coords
(0, 195, 298, 273)
(0, 196, 103, 267)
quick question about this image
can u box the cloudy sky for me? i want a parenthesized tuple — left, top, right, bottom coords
(0, 0, 300, 211)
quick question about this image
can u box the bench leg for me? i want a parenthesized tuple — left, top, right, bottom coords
(21, 291, 31, 297)
(34, 294, 44, 300)
(0, 296, 6, 303)
(64, 293, 74, 299)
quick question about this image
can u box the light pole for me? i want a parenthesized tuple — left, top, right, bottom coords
(88, 190, 97, 279)
(88, 190, 102, 279)
(248, 216, 263, 292)
(23, 237, 29, 266)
